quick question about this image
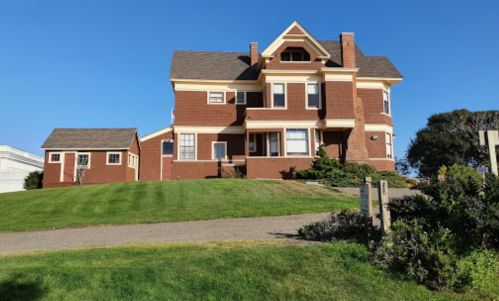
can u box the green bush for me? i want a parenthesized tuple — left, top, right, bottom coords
(389, 172, 499, 249)
(373, 219, 468, 290)
(458, 248, 499, 291)
(23, 170, 43, 190)
(296, 145, 407, 188)
(298, 209, 378, 242)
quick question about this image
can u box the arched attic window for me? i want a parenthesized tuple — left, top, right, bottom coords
(280, 47, 310, 62)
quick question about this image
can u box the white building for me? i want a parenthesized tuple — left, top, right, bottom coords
(0, 145, 44, 193)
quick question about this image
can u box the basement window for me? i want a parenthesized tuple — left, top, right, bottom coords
(280, 47, 310, 62)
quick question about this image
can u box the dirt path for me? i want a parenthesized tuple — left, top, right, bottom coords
(0, 213, 329, 254)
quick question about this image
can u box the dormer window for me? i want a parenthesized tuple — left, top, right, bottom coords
(280, 47, 310, 62)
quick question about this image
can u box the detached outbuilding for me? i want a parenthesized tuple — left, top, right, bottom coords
(41, 128, 140, 188)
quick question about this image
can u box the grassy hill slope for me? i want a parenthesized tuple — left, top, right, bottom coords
(0, 179, 358, 232)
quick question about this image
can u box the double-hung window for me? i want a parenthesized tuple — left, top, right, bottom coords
(180, 134, 195, 159)
(383, 91, 390, 114)
(286, 129, 309, 155)
(273, 84, 285, 107)
(386, 133, 392, 158)
(269, 133, 279, 156)
(307, 84, 320, 108)
(209, 92, 224, 104)
(236, 92, 246, 104)
(213, 142, 226, 160)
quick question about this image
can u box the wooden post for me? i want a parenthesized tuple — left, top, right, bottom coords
(360, 177, 372, 218)
(378, 180, 391, 235)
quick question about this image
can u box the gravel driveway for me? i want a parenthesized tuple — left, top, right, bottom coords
(0, 213, 330, 254)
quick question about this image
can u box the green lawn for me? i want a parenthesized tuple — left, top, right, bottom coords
(0, 179, 358, 232)
(0, 240, 495, 301)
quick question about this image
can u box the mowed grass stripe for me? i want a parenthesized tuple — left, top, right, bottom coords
(0, 179, 358, 232)
(0, 241, 492, 300)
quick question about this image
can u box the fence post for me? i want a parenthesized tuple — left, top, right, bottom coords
(378, 180, 391, 235)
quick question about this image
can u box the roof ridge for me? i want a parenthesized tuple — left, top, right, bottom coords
(174, 49, 253, 55)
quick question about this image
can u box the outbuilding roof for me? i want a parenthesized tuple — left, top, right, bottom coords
(169, 40, 403, 81)
(41, 128, 138, 150)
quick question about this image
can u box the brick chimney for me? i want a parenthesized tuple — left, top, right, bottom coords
(250, 42, 258, 66)
(340, 33, 355, 68)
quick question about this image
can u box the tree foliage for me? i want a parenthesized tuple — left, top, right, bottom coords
(406, 109, 499, 178)
(23, 170, 43, 190)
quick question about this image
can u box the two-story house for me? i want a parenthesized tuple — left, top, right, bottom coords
(139, 21, 403, 181)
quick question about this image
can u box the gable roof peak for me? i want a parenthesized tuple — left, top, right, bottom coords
(261, 21, 331, 59)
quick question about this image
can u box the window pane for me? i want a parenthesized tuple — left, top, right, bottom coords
(237, 92, 245, 103)
(269, 133, 278, 156)
(249, 135, 255, 151)
(273, 84, 284, 94)
(281, 52, 290, 61)
(214, 143, 225, 159)
(274, 94, 285, 107)
(384, 101, 389, 114)
(210, 92, 223, 98)
(51, 154, 60, 161)
(308, 95, 319, 107)
(79, 155, 89, 165)
(287, 129, 308, 155)
(162, 142, 173, 155)
(383, 91, 388, 101)
(292, 52, 302, 61)
(307, 84, 318, 94)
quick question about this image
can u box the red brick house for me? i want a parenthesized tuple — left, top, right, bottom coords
(41, 128, 140, 188)
(140, 21, 403, 180)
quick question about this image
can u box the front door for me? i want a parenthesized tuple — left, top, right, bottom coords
(162, 156, 173, 180)
(63, 153, 75, 182)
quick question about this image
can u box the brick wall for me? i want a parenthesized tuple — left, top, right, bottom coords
(43, 151, 62, 188)
(358, 89, 393, 125)
(175, 91, 246, 126)
(323, 81, 355, 119)
(322, 131, 343, 158)
(246, 157, 313, 179)
(365, 131, 388, 159)
(368, 160, 395, 171)
(174, 161, 220, 180)
(139, 130, 174, 181)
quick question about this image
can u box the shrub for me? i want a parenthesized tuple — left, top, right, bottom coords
(405, 177, 418, 187)
(390, 172, 499, 249)
(23, 171, 43, 190)
(458, 248, 499, 291)
(221, 168, 246, 179)
(298, 209, 378, 242)
(296, 145, 408, 188)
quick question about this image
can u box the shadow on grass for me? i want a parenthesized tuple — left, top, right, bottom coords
(0, 273, 47, 301)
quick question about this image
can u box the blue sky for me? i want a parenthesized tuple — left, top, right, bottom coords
(1, 0, 498, 161)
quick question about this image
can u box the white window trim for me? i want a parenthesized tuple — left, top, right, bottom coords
(212, 141, 228, 160)
(271, 83, 287, 109)
(77, 152, 92, 169)
(161, 139, 174, 157)
(267, 132, 280, 157)
(48, 152, 62, 163)
(314, 129, 323, 154)
(207, 91, 226, 105)
(249, 134, 257, 153)
(386, 133, 393, 159)
(235, 91, 247, 105)
(382, 90, 392, 117)
(128, 152, 138, 168)
(305, 83, 322, 110)
(285, 128, 310, 156)
(178, 133, 197, 160)
(106, 151, 122, 166)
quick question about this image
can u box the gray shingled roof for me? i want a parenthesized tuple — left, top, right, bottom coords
(41, 128, 137, 149)
(169, 40, 402, 80)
